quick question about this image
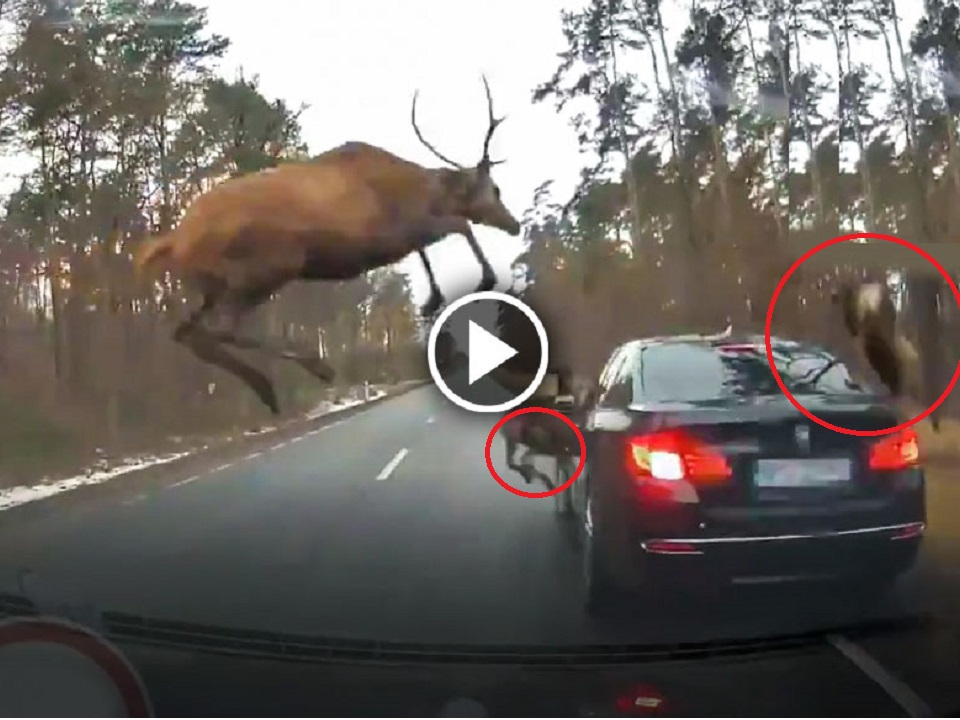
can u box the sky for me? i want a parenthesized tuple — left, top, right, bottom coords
(0, 0, 928, 306)
(195, 0, 585, 306)
(194, 0, 924, 304)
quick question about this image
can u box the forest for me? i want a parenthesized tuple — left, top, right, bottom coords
(0, 0, 424, 479)
(2, 0, 959, 481)
(515, 0, 960, 427)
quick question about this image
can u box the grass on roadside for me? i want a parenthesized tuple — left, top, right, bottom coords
(0, 379, 423, 490)
(0, 391, 90, 485)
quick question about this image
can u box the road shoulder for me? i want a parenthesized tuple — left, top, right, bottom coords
(0, 381, 429, 522)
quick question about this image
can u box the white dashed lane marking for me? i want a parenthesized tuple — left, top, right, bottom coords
(376, 448, 409, 481)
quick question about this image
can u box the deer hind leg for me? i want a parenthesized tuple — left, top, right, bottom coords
(503, 423, 541, 485)
(205, 286, 336, 383)
(505, 434, 520, 470)
(172, 291, 281, 415)
(504, 436, 533, 484)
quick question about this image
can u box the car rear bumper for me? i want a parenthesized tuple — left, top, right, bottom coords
(630, 521, 924, 588)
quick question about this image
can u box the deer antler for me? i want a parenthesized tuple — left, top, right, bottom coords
(411, 90, 465, 169)
(479, 74, 506, 168)
(410, 76, 506, 170)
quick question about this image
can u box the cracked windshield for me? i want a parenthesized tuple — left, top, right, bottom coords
(2, 0, 960, 716)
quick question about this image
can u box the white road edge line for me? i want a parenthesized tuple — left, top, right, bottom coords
(828, 634, 932, 718)
(0, 388, 404, 514)
(308, 420, 344, 436)
(376, 448, 409, 481)
(167, 418, 358, 492)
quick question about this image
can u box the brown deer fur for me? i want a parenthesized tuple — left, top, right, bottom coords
(135, 77, 520, 415)
(832, 280, 939, 430)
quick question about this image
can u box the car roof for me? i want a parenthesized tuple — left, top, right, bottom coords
(622, 332, 819, 355)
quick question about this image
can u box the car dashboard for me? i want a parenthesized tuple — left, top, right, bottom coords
(0, 593, 939, 717)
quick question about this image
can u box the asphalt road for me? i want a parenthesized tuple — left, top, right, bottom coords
(2, 385, 960, 715)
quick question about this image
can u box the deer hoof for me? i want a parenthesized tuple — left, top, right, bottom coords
(478, 273, 496, 292)
(261, 392, 280, 416)
(421, 293, 444, 317)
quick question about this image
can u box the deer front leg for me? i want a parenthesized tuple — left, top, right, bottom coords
(417, 249, 444, 317)
(424, 216, 497, 295)
(466, 228, 498, 293)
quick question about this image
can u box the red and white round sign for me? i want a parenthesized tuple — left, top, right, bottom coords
(0, 616, 152, 716)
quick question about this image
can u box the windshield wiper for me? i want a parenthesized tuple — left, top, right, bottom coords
(789, 359, 841, 391)
(0, 593, 932, 667)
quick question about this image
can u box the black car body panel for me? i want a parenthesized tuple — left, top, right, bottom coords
(522, 333, 927, 593)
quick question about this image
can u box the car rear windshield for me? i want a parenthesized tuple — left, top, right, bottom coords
(635, 342, 871, 403)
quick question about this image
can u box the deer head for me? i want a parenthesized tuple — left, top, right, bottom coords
(411, 75, 521, 237)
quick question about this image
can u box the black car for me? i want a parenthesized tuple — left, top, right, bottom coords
(537, 332, 926, 616)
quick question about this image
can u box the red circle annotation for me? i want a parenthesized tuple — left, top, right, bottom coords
(484, 406, 586, 498)
(764, 231, 960, 436)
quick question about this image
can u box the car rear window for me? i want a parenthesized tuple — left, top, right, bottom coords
(635, 342, 871, 403)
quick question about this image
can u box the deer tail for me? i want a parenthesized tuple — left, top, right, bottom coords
(134, 233, 176, 278)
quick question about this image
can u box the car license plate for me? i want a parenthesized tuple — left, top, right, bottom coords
(754, 458, 852, 487)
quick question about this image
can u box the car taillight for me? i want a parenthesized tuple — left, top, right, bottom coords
(868, 428, 920, 471)
(626, 429, 732, 483)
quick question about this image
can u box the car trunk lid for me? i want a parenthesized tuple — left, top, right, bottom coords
(627, 394, 919, 535)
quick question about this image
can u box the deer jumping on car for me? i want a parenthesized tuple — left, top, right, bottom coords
(832, 279, 941, 431)
(134, 76, 521, 415)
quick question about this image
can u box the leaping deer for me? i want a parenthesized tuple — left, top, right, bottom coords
(832, 279, 941, 431)
(134, 76, 521, 415)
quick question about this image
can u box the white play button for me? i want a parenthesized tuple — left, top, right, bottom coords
(427, 291, 550, 413)
(468, 320, 518, 385)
